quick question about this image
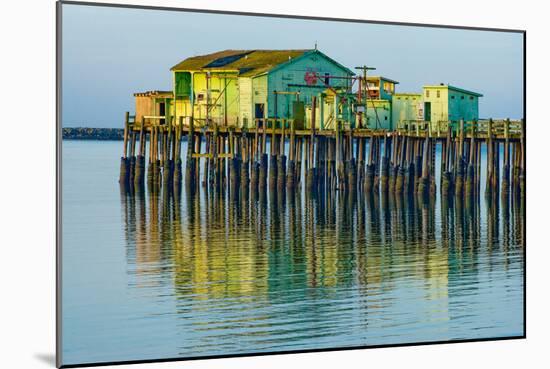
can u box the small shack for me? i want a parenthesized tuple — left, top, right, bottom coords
(134, 90, 173, 125)
(422, 84, 483, 124)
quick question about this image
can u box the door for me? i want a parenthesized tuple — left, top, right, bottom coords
(255, 103, 265, 127)
(292, 101, 305, 129)
(424, 102, 431, 122)
(159, 102, 166, 125)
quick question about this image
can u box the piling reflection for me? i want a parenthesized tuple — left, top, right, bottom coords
(120, 182, 524, 352)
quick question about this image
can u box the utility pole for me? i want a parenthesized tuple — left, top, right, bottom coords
(355, 65, 380, 128)
(354, 66, 376, 128)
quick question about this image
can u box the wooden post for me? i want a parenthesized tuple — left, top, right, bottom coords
(133, 116, 146, 190)
(123, 112, 129, 158)
(306, 97, 317, 193)
(520, 118, 525, 197)
(501, 118, 511, 197)
(486, 118, 494, 196)
(119, 112, 130, 186)
(416, 134, 430, 199)
(185, 116, 195, 189)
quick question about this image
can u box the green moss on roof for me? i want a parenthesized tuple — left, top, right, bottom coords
(171, 49, 311, 76)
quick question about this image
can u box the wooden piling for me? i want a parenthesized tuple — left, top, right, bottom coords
(417, 135, 430, 199)
(134, 116, 146, 190)
(501, 119, 511, 198)
(119, 112, 130, 186)
(519, 119, 526, 198)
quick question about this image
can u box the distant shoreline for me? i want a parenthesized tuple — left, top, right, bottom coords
(63, 127, 124, 140)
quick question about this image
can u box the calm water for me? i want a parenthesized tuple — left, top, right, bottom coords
(61, 140, 524, 366)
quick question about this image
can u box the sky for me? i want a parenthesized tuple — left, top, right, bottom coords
(61, 3, 524, 128)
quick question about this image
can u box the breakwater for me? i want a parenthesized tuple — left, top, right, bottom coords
(63, 127, 124, 140)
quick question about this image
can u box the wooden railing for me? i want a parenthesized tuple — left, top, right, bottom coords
(396, 119, 524, 139)
(128, 113, 524, 140)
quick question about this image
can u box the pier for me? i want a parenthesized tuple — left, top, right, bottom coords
(119, 50, 525, 203)
(118, 115, 525, 202)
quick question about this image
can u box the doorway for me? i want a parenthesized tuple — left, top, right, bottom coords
(255, 103, 265, 127)
(159, 102, 166, 125)
(424, 102, 431, 122)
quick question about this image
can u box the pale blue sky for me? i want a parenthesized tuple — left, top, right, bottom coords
(62, 3, 524, 127)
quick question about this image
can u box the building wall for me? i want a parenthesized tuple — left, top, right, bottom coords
(173, 71, 240, 126)
(447, 89, 479, 122)
(421, 86, 480, 128)
(307, 94, 334, 130)
(365, 100, 392, 130)
(238, 77, 252, 127)
(135, 96, 154, 122)
(267, 51, 352, 119)
(391, 93, 423, 129)
(249, 75, 268, 128)
(135, 95, 173, 125)
(423, 87, 449, 124)
(379, 79, 396, 101)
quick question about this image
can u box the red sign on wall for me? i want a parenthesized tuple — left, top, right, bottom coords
(304, 71, 318, 85)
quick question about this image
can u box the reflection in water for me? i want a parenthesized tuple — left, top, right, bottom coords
(120, 185, 524, 356)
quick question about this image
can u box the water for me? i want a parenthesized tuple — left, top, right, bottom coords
(61, 140, 524, 366)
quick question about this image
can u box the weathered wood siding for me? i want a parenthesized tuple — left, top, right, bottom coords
(391, 93, 423, 129)
(238, 77, 253, 127)
(267, 51, 352, 119)
(135, 96, 154, 121)
(173, 72, 240, 126)
(423, 87, 449, 124)
(365, 100, 392, 130)
(448, 90, 479, 122)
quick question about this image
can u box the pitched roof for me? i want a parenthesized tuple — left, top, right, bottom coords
(367, 76, 400, 84)
(171, 49, 340, 77)
(424, 84, 483, 97)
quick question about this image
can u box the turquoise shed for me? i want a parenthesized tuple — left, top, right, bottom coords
(422, 84, 483, 124)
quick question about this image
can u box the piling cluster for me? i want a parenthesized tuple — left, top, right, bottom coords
(119, 113, 526, 206)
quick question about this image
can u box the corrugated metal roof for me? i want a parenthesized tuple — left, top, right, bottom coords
(170, 49, 311, 76)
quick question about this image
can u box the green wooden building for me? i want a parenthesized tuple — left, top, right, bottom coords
(391, 93, 423, 129)
(133, 49, 483, 132)
(422, 84, 483, 124)
(169, 49, 354, 129)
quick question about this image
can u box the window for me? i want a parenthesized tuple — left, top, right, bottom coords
(461, 95, 465, 100)
(384, 116, 388, 120)
(426, 90, 430, 98)
(282, 73, 294, 81)
(436, 90, 440, 98)
(470, 96, 474, 100)
(451, 96, 455, 99)
(324, 73, 330, 85)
